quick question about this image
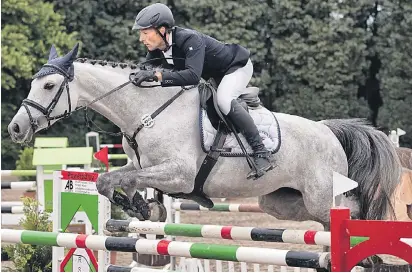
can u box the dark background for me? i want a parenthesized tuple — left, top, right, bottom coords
(2, 0, 411, 169)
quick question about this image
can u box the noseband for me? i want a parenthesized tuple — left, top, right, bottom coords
(21, 64, 73, 133)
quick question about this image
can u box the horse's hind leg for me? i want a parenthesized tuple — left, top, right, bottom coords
(258, 188, 325, 224)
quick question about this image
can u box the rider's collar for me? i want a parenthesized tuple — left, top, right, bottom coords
(162, 32, 173, 53)
(161, 27, 175, 52)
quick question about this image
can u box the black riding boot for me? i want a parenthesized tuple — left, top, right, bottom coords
(226, 100, 275, 179)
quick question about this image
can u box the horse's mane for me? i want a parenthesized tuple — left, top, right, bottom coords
(75, 58, 140, 70)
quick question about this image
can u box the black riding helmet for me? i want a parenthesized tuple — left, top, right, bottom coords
(133, 3, 175, 51)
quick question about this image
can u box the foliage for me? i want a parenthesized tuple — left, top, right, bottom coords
(1, 0, 77, 90)
(266, 0, 370, 120)
(3, 197, 53, 272)
(15, 147, 35, 181)
(2, 0, 411, 171)
(172, 0, 272, 103)
(1, 0, 78, 169)
(374, 0, 412, 145)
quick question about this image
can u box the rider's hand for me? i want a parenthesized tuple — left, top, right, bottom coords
(130, 70, 158, 86)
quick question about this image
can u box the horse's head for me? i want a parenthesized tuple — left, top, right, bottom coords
(8, 43, 80, 143)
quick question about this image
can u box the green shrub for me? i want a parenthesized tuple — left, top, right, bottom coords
(3, 197, 52, 272)
(15, 147, 35, 181)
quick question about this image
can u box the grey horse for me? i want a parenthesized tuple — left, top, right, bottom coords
(8, 44, 401, 231)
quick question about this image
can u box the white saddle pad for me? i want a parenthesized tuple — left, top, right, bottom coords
(200, 106, 281, 157)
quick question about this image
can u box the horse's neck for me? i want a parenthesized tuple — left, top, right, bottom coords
(73, 62, 196, 134)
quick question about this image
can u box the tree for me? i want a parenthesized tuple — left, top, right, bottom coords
(49, 0, 153, 61)
(1, 0, 77, 169)
(267, 0, 370, 120)
(350, 1, 384, 127)
(42, 0, 156, 154)
(375, 0, 412, 146)
(171, 0, 272, 106)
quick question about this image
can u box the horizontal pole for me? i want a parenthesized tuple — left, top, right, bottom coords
(1, 229, 330, 269)
(101, 144, 123, 149)
(2, 201, 23, 206)
(1, 170, 52, 177)
(105, 220, 369, 247)
(172, 202, 263, 213)
(108, 154, 128, 160)
(1, 206, 24, 214)
(1, 214, 24, 225)
(106, 265, 168, 272)
(1, 181, 36, 190)
(1, 168, 121, 178)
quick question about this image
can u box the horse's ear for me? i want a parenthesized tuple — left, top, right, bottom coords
(69, 43, 80, 62)
(48, 44, 59, 61)
(62, 43, 80, 64)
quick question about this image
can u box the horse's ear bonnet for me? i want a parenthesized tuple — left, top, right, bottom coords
(33, 43, 79, 80)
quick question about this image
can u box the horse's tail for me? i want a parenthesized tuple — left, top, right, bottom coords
(321, 118, 401, 220)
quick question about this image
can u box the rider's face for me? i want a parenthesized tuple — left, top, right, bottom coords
(139, 28, 165, 51)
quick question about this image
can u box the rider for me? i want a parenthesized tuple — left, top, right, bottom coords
(132, 3, 274, 179)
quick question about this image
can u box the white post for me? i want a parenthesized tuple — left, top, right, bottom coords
(86, 131, 100, 153)
(36, 165, 45, 212)
(52, 171, 64, 272)
(389, 128, 406, 147)
(164, 194, 176, 270)
(98, 192, 111, 272)
(84, 163, 91, 172)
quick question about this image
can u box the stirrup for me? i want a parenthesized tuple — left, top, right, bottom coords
(246, 152, 275, 180)
(247, 164, 274, 180)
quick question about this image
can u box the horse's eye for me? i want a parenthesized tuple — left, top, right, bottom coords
(44, 83, 55, 90)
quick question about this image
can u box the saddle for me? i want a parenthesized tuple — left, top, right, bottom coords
(167, 79, 281, 208)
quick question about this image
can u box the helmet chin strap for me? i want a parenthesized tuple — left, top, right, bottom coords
(155, 27, 171, 52)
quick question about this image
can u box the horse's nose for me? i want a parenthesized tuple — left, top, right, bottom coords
(8, 113, 35, 143)
(8, 119, 28, 138)
(12, 123, 20, 134)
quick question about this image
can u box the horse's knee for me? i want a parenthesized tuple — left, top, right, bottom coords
(96, 173, 114, 198)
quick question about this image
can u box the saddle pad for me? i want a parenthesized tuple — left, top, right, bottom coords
(200, 106, 281, 157)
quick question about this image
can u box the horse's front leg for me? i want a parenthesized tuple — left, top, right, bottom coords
(96, 161, 160, 221)
(96, 161, 137, 200)
(119, 158, 196, 221)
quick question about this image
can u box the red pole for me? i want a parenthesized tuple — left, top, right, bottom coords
(330, 207, 351, 272)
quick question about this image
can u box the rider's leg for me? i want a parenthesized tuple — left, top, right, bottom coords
(217, 59, 274, 179)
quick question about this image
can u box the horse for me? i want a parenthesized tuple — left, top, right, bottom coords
(8, 44, 402, 232)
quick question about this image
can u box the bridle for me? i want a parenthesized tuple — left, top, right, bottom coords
(22, 64, 73, 133)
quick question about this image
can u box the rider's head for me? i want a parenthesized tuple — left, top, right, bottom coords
(133, 3, 175, 52)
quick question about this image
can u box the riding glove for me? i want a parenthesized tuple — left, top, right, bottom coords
(130, 70, 158, 86)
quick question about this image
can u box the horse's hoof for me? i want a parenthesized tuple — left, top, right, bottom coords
(358, 255, 384, 268)
(124, 208, 148, 221)
(132, 192, 151, 220)
(112, 191, 149, 220)
(148, 199, 167, 222)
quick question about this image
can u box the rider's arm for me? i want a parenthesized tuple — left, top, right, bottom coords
(158, 34, 205, 86)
